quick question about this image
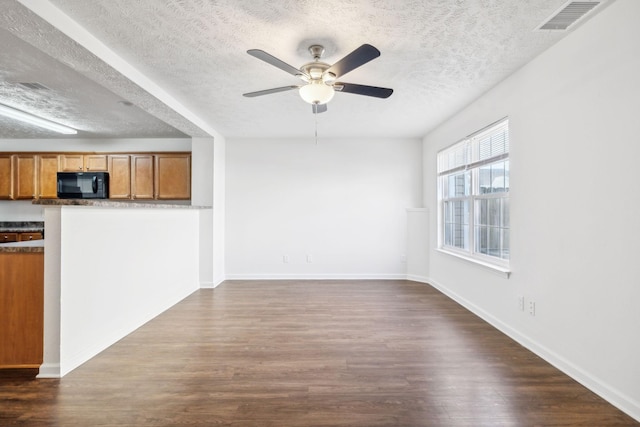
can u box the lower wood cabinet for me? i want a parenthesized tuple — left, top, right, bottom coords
(1, 233, 18, 243)
(18, 232, 43, 242)
(0, 252, 44, 369)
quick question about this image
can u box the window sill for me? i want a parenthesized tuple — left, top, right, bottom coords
(436, 248, 511, 278)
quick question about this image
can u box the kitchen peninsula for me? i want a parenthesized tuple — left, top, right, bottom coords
(33, 198, 210, 378)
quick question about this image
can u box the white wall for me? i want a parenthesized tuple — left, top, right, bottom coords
(422, 0, 640, 420)
(212, 136, 226, 286)
(226, 137, 422, 279)
(191, 137, 215, 287)
(39, 205, 200, 377)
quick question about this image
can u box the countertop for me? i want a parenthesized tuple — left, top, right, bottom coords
(0, 239, 44, 253)
(0, 221, 45, 233)
(33, 199, 211, 209)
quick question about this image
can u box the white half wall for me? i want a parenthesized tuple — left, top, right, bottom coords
(40, 205, 200, 377)
(226, 137, 422, 279)
(422, 0, 640, 420)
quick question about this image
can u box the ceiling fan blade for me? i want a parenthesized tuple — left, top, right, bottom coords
(312, 103, 327, 114)
(243, 86, 299, 98)
(247, 49, 308, 79)
(327, 44, 381, 78)
(334, 82, 393, 98)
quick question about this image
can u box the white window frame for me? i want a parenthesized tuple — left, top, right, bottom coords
(437, 118, 510, 273)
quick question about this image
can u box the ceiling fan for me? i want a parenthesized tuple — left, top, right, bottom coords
(242, 44, 393, 114)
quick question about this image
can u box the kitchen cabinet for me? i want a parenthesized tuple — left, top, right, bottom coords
(59, 154, 84, 171)
(108, 155, 131, 199)
(85, 154, 108, 171)
(0, 155, 12, 199)
(0, 252, 44, 369)
(38, 154, 59, 199)
(131, 154, 154, 199)
(155, 153, 191, 200)
(60, 154, 108, 172)
(13, 155, 37, 199)
(1, 151, 191, 201)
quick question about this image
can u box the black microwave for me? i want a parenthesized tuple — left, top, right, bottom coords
(57, 172, 109, 199)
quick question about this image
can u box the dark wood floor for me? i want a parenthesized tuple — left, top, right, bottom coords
(1, 280, 637, 426)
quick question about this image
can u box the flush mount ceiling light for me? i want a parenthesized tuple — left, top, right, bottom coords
(0, 103, 77, 134)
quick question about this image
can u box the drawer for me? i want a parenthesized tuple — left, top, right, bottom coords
(1, 233, 18, 243)
(19, 232, 43, 242)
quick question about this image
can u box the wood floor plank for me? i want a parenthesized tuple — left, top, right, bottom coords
(0, 280, 637, 426)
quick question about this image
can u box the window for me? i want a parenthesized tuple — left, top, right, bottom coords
(437, 119, 509, 268)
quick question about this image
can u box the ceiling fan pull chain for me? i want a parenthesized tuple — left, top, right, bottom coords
(315, 114, 318, 145)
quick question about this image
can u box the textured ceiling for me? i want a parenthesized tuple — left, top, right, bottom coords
(1, 0, 611, 139)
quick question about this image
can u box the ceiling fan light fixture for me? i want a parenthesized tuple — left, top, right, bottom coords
(299, 81, 335, 105)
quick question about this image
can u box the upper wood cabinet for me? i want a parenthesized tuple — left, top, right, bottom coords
(130, 155, 154, 200)
(85, 155, 108, 171)
(108, 155, 131, 199)
(0, 151, 191, 201)
(59, 154, 84, 172)
(37, 154, 59, 199)
(0, 155, 13, 200)
(155, 154, 191, 200)
(60, 154, 108, 172)
(13, 155, 37, 199)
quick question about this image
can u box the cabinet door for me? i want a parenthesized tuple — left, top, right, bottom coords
(130, 155, 154, 199)
(13, 155, 37, 199)
(0, 253, 44, 368)
(59, 154, 84, 171)
(0, 155, 13, 199)
(84, 154, 108, 171)
(108, 155, 131, 199)
(37, 154, 59, 199)
(155, 154, 191, 200)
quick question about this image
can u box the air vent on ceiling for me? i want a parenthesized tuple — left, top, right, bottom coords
(537, 1, 603, 31)
(17, 82, 50, 90)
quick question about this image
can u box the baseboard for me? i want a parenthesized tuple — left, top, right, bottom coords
(406, 274, 430, 283)
(36, 362, 61, 379)
(424, 276, 640, 423)
(213, 276, 225, 288)
(223, 273, 408, 281)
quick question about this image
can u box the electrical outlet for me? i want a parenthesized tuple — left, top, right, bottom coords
(518, 296, 525, 311)
(529, 301, 536, 316)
